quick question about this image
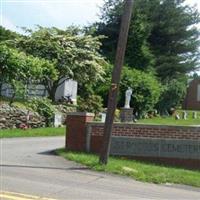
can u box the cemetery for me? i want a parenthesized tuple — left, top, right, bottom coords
(1, 0, 200, 193)
(65, 88, 200, 170)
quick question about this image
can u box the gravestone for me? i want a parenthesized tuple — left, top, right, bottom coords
(101, 113, 106, 122)
(182, 111, 187, 120)
(193, 111, 197, 119)
(54, 113, 62, 127)
(55, 79, 78, 104)
(175, 114, 180, 120)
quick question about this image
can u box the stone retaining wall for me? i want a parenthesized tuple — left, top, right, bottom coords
(0, 104, 45, 129)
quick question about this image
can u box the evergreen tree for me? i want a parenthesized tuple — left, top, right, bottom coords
(92, 0, 200, 80)
(148, 0, 200, 81)
(92, 0, 154, 71)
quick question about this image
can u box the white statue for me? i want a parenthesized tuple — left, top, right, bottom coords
(124, 87, 132, 108)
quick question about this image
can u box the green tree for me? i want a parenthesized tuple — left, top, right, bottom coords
(92, 0, 154, 71)
(91, 63, 112, 106)
(0, 44, 56, 104)
(147, 0, 200, 81)
(0, 26, 21, 94)
(92, 0, 200, 80)
(120, 67, 162, 117)
(77, 95, 103, 116)
(0, 26, 19, 41)
(93, 64, 161, 116)
(156, 78, 187, 114)
(15, 26, 105, 101)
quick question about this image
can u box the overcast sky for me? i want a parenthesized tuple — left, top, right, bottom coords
(0, 0, 200, 33)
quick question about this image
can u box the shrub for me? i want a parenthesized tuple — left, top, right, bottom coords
(156, 78, 187, 115)
(27, 97, 56, 126)
(120, 67, 162, 118)
(92, 63, 112, 107)
(77, 95, 103, 116)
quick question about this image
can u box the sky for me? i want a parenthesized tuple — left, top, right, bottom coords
(0, 0, 104, 33)
(0, 0, 199, 33)
(0, 0, 200, 74)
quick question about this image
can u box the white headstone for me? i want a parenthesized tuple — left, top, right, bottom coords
(182, 111, 187, 120)
(55, 78, 78, 104)
(175, 114, 180, 120)
(101, 113, 106, 122)
(54, 113, 62, 127)
(193, 111, 197, 119)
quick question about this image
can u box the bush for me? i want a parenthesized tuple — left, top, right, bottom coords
(77, 95, 103, 116)
(27, 97, 56, 126)
(92, 63, 112, 107)
(156, 78, 187, 115)
(120, 67, 161, 118)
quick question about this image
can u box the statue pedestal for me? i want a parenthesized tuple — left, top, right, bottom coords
(120, 108, 133, 122)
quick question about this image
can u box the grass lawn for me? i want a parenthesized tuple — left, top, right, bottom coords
(138, 110, 200, 126)
(138, 117, 200, 126)
(56, 149, 200, 188)
(0, 127, 65, 138)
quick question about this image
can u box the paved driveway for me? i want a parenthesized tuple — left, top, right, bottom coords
(0, 137, 200, 200)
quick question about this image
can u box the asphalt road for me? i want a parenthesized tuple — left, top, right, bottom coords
(0, 137, 200, 200)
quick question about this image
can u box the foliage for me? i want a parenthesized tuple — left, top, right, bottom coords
(92, 64, 161, 116)
(156, 78, 187, 113)
(120, 67, 161, 117)
(92, 0, 200, 81)
(92, 0, 154, 71)
(14, 26, 105, 101)
(57, 149, 200, 187)
(157, 0, 199, 75)
(192, 72, 200, 79)
(0, 26, 20, 41)
(0, 44, 56, 103)
(88, 0, 200, 113)
(77, 95, 103, 115)
(91, 63, 113, 106)
(28, 97, 56, 126)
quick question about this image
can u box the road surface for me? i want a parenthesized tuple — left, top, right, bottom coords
(0, 137, 200, 200)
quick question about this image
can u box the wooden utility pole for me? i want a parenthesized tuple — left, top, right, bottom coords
(99, 0, 134, 165)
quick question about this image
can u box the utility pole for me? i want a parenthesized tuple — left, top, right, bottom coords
(99, 0, 134, 165)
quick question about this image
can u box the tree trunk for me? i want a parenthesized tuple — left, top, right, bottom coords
(47, 82, 58, 102)
(0, 82, 2, 97)
(9, 91, 16, 106)
(45, 78, 66, 102)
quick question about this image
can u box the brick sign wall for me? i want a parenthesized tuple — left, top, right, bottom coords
(66, 113, 200, 169)
(86, 123, 200, 169)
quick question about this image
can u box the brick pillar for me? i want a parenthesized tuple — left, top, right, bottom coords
(66, 112, 94, 151)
